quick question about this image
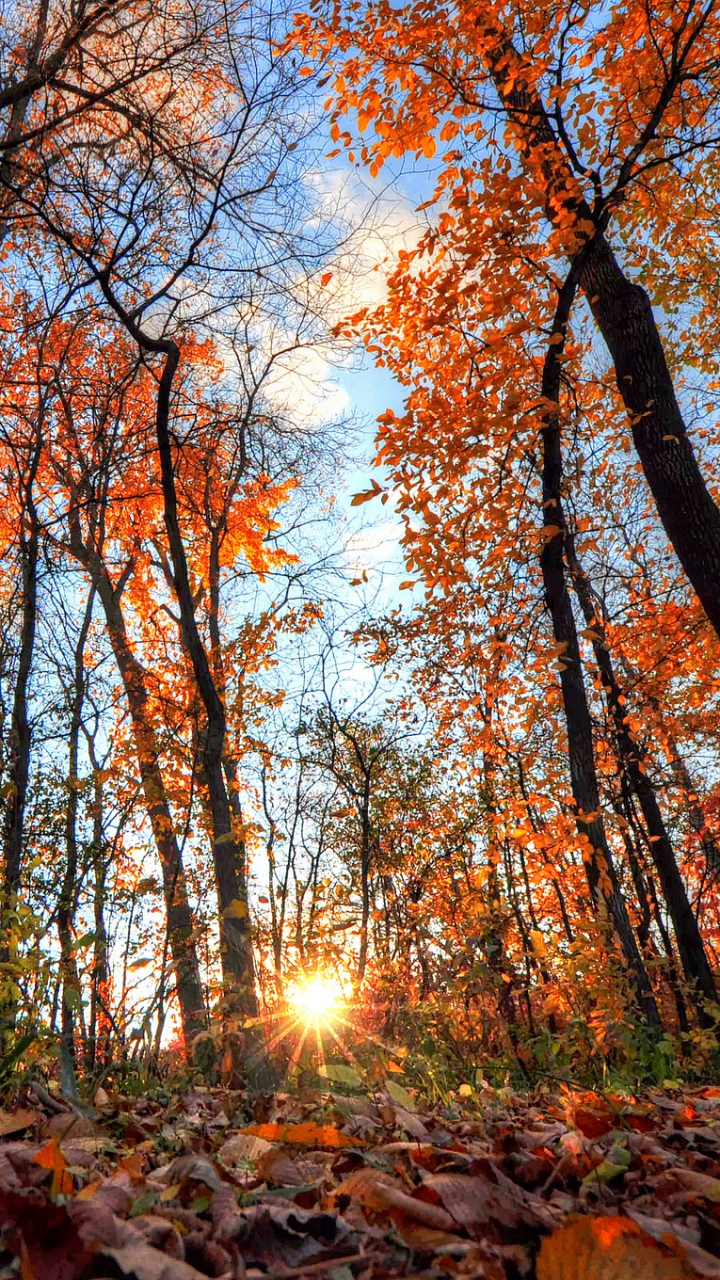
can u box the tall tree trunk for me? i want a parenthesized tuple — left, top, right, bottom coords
(87, 753, 111, 1072)
(482, 24, 720, 640)
(563, 525, 717, 1020)
(140, 337, 256, 1020)
(358, 774, 372, 985)
(67, 523, 207, 1051)
(1, 429, 42, 1008)
(58, 587, 95, 1073)
(539, 270, 660, 1028)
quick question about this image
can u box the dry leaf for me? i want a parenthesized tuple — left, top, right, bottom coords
(338, 1166, 455, 1231)
(33, 1137, 73, 1197)
(536, 1216, 694, 1280)
(101, 1239, 208, 1279)
(216, 1132, 274, 1166)
(420, 1167, 554, 1234)
(242, 1122, 363, 1148)
(0, 1110, 36, 1138)
(669, 1169, 720, 1203)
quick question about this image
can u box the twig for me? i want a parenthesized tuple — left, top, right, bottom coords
(27, 1080, 70, 1113)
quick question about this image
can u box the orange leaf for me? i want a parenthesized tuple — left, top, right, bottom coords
(536, 1216, 693, 1280)
(33, 1136, 73, 1197)
(118, 1151, 145, 1181)
(241, 1122, 363, 1147)
(573, 1106, 615, 1139)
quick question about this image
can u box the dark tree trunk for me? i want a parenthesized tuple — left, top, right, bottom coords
(88, 761, 111, 1072)
(67, 525, 207, 1050)
(539, 271, 660, 1028)
(483, 27, 720, 640)
(2, 430, 41, 994)
(563, 528, 717, 1020)
(150, 344, 256, 1020)
(58, 588, 95, 1072)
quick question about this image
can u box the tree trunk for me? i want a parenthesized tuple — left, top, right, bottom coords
(482, 25, 720, 640)
(563, 526, 717, 1020)
(67, 524, 207, 1051)
(150, 343, 257, 1020)
(3, 451, 40, 897)
(539, 271, 660, 1028)
(58, 587, 95, 1073)
(1, 430, 41, 1006)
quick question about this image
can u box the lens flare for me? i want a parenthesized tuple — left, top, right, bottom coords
(287, 974, 343, 1020)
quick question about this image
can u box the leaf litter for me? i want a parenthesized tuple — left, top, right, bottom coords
(4, 1080, 720, 1277)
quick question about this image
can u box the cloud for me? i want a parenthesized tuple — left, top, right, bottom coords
(344, 519, 403, 575)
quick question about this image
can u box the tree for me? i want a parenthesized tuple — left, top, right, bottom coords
(298, 0, 720, 639)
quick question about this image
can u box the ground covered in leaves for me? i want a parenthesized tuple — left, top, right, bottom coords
(3, 1077, 720, 1278)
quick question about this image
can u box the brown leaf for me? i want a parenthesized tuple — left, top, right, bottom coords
(419, 1167, 554, 1235)
(669, 1169, 720, 1203)
(572, 1106, 616, 1140)
(0, 1109, 36, 1137)
(41, 1112, 97, 1142)
(626, 1211, 720, 1279)
(536, 1216, 694, 1280)
(0, 1188, 96, 1280)
(256, 1145, 306, 1186)
(338, 1166, 455, 1231)
(100, 1239, 208, 1279)
(217, 1132, 274, 1166)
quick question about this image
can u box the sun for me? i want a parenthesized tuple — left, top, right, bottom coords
(287, 973, 343, 1020)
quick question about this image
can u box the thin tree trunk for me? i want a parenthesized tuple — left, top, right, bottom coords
(88, 759, 111, 1072)
(539, 270, 660, 1027)
(358, 775, 371, 984)
(67, 524, 207, 1050)
(58, 587, 95, 1072)
(563, 525, 717, 1019)
(148, 341, 256, 1019)
(1, 429, 42, 1008)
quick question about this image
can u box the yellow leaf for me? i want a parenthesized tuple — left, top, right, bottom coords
(530, 929, 546, 957)
(458, 1084, 473, 1097)
(224, 899, 249, 919)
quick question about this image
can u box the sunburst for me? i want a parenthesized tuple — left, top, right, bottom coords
(244, 969, 380, 1084)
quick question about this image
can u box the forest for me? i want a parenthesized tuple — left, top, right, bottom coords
(4, 0, 720, 1275)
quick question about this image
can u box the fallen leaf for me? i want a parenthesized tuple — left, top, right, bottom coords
(670, 1169, 720, 1203)
(419, 1167, 554, 1235)
(257, 1146, 306, 1186)
(0, 1110, 36, 1137)
(338, 1166, 455, 1231)
(242, 1122, 363, 1148)
(101, 1239, 208, 1278)
(386, 1081, 416, 1112)
(118, 1151, 145, 1181)
(537, 1216, 693, 1279)
(217, 1132, 274, 1166)
(572, 1106, 616, 1140)
(33, 1137, 73, 1197)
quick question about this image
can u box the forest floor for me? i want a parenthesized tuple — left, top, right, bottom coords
(1, 1075, 720, 1278)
